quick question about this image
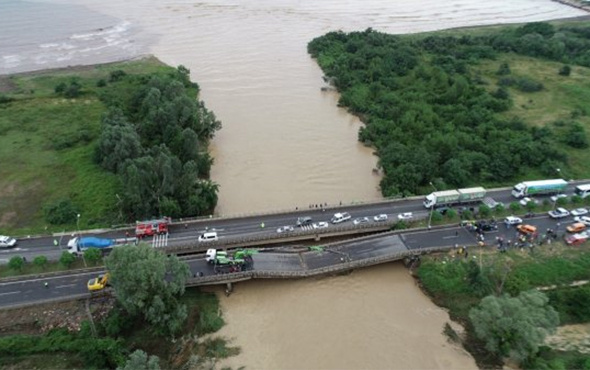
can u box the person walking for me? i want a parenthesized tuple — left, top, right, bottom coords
(44, 282, 49, 288)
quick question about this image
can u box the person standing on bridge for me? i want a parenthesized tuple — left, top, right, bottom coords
(260, 222, 265, 229)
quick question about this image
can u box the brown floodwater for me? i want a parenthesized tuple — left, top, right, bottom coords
(25, 1, 587, 368)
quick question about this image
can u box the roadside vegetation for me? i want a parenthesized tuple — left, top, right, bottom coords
(0, 245, 239, 369)
(308, 21, 590, 197)
(417, 244, 590, 369)
(0, 57, 220, 236)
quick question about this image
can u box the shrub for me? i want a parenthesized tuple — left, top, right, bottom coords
(54, 82, 67, 94)
(8, 256, 24, 271)
(496, 62, 511, 75)
(59, 251, 76, 268)
(43, 198, 77, 225)
(83, 248, 102, 266)
(516, 77, 543, 92)
(479, 205, 491, 218)
(33, 255, 48, 269)
(109, 70, 127, 82)
(96, 79, 107, 87)
(510, 202, 521, 213)
(559, 65, 571, 76)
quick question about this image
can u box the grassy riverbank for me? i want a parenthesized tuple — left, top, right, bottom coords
(0, 57, 171, 235)
(416, 244, 590, 368)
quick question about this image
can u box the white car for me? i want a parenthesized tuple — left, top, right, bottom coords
(276, 226, 294, 233)
(574, 216, 590, 226)
(550, 194, 568, 202)
(548, 207, 570, 219)
(519, 197, 537, 207)
(0, 235, 17, 248)
(504, 216, 523, 225)
(571, 208, 588, 217)
(397, 212, 413, 221)
(312, 222, 329, 229)
(331, 212, 351, 224)
(353, 217, 370, 225)
(373, 214, 388, 222)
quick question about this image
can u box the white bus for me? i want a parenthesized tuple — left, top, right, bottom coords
(574, 184, 590, 199)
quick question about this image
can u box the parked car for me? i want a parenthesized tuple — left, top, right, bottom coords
(565, 232, 589, 246)
(397, 212, 413, 221)
(296, 217, 313, 227)
(312, 222, 329, 229)
(276, 225, 294, 233)
(574, 216, 590, 226)
(566, 222, 587, 234)
(504, 216, 522, 225)
(0, 235, 17, 248)
(353, 217, 370, 225)
(517, 224, 537, 235)
(548, 207, 570, 219)
(550, 193, 568, 202)
(373, 214, 388, 222)
(570, 208, 588, 217)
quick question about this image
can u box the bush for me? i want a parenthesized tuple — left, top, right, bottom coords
(516, 77, 543, 92)
(559, 65, 571, 76)
(33, 255, 48, 269)
(96, 79, 107, 87)
(54, 82, 67, 94)
(479, 205, 491, 218)
(510, 202, 521, 213)
(496, 62, 511, 75)
(43, 198, 77, 225)
(564, 123, 589, 149)
(109, 70, 127, 82)
(59, 251, 76, 268)
(63, 81, 82, 98)
(83, 248, 102, 266)
(8, 256, 24, 271)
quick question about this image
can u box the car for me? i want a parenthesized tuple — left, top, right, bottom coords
(504, 216, 523, 225)
(519, 197, 538, 207)
(296, 217, 313, 227)
(353, 217, 370, 225)
(574, 216, 590, 226)
(566, 222, 587, 233)
(571, 208, 589, 217)
(87, 273, 110, 292)
(331, 212, 351, 224)
(276, 225, 294, 233)
(548, 207, 570, 219)
(550, 193, 568, 202)
(373, 214, 388, 222)
(565, 232, 589, 246)
(397, 212, 413, 221)
(517, 224, 537, 235)
(312, 222, 329, 229)
(475, 220, 498, 232)
(0, 235, 17, 248)
(198, 231, 218, 242)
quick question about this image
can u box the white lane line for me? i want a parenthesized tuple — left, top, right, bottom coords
(442, 235, 459, 239)
(55, 284, 77, 289)
(0, 291, 21, 296)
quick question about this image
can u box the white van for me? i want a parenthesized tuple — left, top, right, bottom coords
(198, 231, 218, 242)
(331, 212, 351, 224)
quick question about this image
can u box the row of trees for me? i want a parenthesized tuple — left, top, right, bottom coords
(308, 24, 588, 196)
(94, 67, 221, 220)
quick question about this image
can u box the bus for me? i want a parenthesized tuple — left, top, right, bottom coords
(574, 184, 590, 199)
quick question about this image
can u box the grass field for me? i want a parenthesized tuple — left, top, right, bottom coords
(0, 57, 174, 236)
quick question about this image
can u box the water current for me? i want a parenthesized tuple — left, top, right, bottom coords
(1, 1, 586, 368)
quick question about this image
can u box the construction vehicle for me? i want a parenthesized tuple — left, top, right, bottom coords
(87, 273, 110, 291)
(67, 237, 115, 256)
(511, 179, 567, 198)
(206, 248, 257, 265)
(135, 217, 170, 238)
(423, 187, 486, 208)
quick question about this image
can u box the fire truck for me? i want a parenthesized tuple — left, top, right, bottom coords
(135, 217, 171, 238)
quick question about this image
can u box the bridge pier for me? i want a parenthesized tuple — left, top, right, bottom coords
(225, 282, 234, 297)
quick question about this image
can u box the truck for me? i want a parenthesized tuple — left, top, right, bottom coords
(511, 179, 567, 198)
(423, 187, 486, 208)
(135, 217, 170, 238)
(67, 236, 115, 256)
(206, 248, 257, 266)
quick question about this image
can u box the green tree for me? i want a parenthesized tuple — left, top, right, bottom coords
(105, 244, 190, 335)
(43, 198, 77, 225)
(509, 202, 521, 213)
(479, 204, 491, 218)
(33, 255, 48, 270)
(525, 200, 538, 212)
(95, 109, 143, 173)
(558, 65, 571, 76)
(8, 256, 24, 271)
(469, 290, 559, 363)
(59, 251, 76, 268)
(117, 349, 160, 370)
(84, 248, 102, 266)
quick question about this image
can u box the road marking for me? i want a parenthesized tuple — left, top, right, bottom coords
(0, 291, 21, 296)
(442, 235, 459, 239)
(55, 284, 77, 289)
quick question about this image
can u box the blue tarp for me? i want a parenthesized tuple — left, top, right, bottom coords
(79, 237, 114, 248)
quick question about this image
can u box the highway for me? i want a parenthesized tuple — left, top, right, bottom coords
(0, 210, 581, 309)
(1, 182, 587, 263)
